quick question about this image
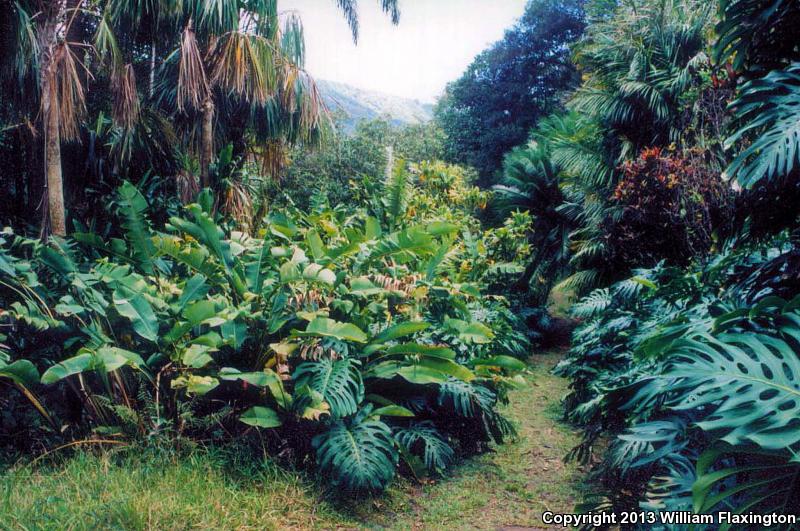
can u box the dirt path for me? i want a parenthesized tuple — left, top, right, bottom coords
(348, 350, 585, 530)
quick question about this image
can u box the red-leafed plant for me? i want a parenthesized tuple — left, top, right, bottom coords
(609, 147, 734, 267)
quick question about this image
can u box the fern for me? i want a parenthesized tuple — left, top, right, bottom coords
(293, 358, 364, 418)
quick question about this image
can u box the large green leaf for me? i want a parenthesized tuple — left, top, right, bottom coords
(268, 212, 298, 240)
(182, 300, 218, 326)
(383, 344, 456, 360)
(181, 344, 215, 368)
(664, 327, 800, 449)
(394, 422, 454, 475)
(312, 411, 398, 491)
(445, 318, 495, 344)
(176, 274, 209, 311)
(306, 229, 327, 260)
(113, 288, 159, 342)
(169, 205, 246, 296)
(117, 181, 155, 273)
(219, 368, 276, 387)
(472, 355, 527, 372)
(371, 322, 430, 344)
(40, 347, 144, 384)
(41, 353, 94, 384)
(95, 346, 145, 373)
(243, 239, 273, 294)
(367, 358, 473, 384)
(293, 358, 364, 418)
(152, 235, 220, 280)
(170, 375, 219, 395)
(220, 368, 291, 409)
(725, 63, 800, 188)
(239, 406, 282, 428)
(365, 225, 446, 264)
(0, 359, 40, 386)
(692, 445, 799, 528)
(349, 277, 387, 297)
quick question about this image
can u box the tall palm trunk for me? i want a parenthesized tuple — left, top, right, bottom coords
(39, 2, 67, 237)
(149, 39, 156, 98)
(42, 80, 67, 236)
(200, 98, 214, 189)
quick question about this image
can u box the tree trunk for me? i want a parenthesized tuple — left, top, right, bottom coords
(43, 78, 67, 237)
(37, 0, 67, 238)
(384, 145, 394, 181)
(200, 98, 214, 190)
(149, 39, 156, 98)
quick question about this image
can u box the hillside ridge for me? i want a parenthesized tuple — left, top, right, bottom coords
(317, 79, 434, 131)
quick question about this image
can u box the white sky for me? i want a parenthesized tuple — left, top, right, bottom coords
(280, 0, 528, 103)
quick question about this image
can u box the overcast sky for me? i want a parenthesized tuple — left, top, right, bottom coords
(280, 0, 528, 103)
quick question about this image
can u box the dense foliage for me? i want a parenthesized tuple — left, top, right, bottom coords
(4, 0, 800, 521)
(557, 239, 800, 520)
(499, 0, 800, 525)
(0, 160, 535, 493)
(276, 117, 446, 211)
(0, 0, 399, 235)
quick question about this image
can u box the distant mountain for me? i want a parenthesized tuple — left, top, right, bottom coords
(317, 80, 434, 132)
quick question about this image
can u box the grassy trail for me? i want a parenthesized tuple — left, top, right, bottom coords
(351, 349, 584, 530)
(0, 351, 582, 530)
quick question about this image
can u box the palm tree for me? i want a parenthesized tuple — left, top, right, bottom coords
(570, 0, 711, 158)
(516, 0, 714, 296)
(1, 1, 90, 236)
(493, 139, 574, 303)
(105, 0, 401, 188)
(1, 0, 401, 236)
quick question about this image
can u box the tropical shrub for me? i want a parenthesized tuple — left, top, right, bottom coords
(271, 118, 447, 213)
(494, 140, 575, 302)
(610, 146, 734, 267)
(495, 0, 734, 298)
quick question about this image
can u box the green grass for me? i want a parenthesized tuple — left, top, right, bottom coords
(0, 351, 583, 530)
(0, 447, 358, 530)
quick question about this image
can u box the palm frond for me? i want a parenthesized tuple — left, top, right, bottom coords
(110, 63, 140, 129)
(176, 22, 209, 112)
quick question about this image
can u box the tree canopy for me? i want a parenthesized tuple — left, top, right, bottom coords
(435, 0, 585, 185)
